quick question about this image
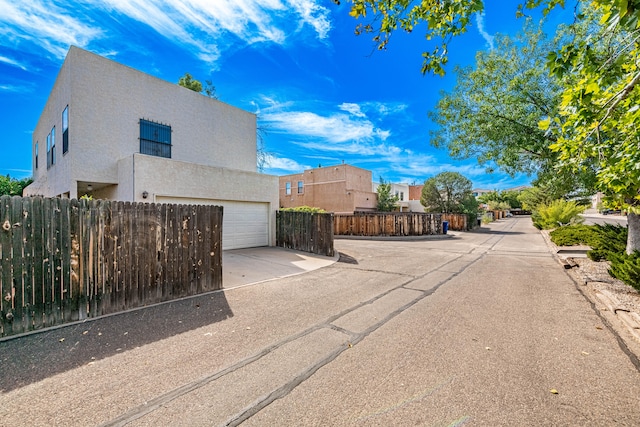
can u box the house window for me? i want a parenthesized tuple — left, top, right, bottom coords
(62, 106, 69, 154)
(400, 192, 404, 201)
(297, 181, 304, 194)
(46, 127, 55, 168)
(46, 134, 50, 168)
(35, 142, 38, 169)
(51, 126, 55, 166)
(285, 181, 291, 195)
(140, 119, 171, 158)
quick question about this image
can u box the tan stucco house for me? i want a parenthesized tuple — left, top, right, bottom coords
(24, 46, 278, 250)
(279, 164, 377, 214)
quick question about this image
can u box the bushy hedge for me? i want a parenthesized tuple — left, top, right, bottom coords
(550, 224, 639, 290)
(279, 206, 327, 213)
(608, 252, 640, 290)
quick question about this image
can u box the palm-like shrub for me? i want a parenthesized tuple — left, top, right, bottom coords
(533, 199, 585, 229)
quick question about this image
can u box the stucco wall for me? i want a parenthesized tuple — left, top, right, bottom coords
(125, 154, 278, 245)
(26, 50, 73, 198)
(25, 46, 257, 199)
(278, 164, 377, 213)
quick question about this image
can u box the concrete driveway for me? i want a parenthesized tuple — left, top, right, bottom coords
(2, 217, 640, 426)
(223, 247, 337, 289)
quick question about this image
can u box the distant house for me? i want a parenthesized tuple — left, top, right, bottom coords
(408, 184, 423, 201)
(408, 184, 425, 212)
(24, 46, 278, 250)
(372, 182, 416, 212)
(472, 189, 493, 198)
(279, 164, 377, 214)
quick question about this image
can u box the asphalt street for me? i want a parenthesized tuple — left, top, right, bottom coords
(1, 216, 639, 426)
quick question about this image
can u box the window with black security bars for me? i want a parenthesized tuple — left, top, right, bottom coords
(140, 119, 171, 158)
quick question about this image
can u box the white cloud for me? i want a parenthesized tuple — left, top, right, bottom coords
(0, 84, 30, 93)
(339, 103, 366, 118)
(0, 0, 331, 67)
(0, 55, 27, 70)
(475, 11, 495, 50)
(263, 110, 389, 144)
(0, 0, 103, 58)
(93, 0, 331, 66)
(289, 0, 332, 39)
(264, 154, 310, 174)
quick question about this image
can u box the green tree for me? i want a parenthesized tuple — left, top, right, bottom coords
(431, 24, 559, 175)
(178, 73, 219, 99)
(478, 190, 524, 209)
(421, 172, 475, 213)
(541, 3, 640, 253)
(501, 190, 523, 209)
(430, 23, 595, 194)
(376, 178, 399, 211)
(178, 73, 203, 92)
(342, 0, 640, 253)
(0, 175, 32, 196)
(518, 186, 555, 211)
(203, 79, 218, 99)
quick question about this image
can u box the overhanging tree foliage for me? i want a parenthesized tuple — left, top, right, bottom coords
(429, 24, 574, 185)
(541, 3, 640, 254)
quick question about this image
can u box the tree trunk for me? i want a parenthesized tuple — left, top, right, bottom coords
(627, 212, 640, 254)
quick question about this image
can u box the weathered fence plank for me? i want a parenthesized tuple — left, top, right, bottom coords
(276, 211, 334, 257)
(0, 196, 223, 338)
(333, 212, 459, 236)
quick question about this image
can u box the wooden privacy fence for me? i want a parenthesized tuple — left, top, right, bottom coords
(441, 213, 472, 231)
(0, 196, 222, 338)
(276, 211, 334, 257)
(334, 212, 444, 236)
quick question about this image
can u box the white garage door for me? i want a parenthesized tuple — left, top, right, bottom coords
(156, 197, 270, 250)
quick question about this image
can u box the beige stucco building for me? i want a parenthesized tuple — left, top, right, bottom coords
(279, 164, 377, 214)
(24, 46, 278, 249)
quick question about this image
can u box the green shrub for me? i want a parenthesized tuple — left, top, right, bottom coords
(549, 224, 628, 263)
(608, 251, 640, 291)
(279, 206, 327, 213)
(534, 199, 585, 229)
(549, 224, 597, 246)
(593, 223, 628, 253)
(546, 223, 638, 289)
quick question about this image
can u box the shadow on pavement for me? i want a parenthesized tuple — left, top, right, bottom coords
(0, 291, 233, 393)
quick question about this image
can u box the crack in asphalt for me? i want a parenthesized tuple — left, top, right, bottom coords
(103, 224, 517, 427)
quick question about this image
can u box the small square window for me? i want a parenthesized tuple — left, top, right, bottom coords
(140, 119, 171, 158)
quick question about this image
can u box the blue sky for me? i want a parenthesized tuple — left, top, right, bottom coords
(0, 1, 573, 190)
